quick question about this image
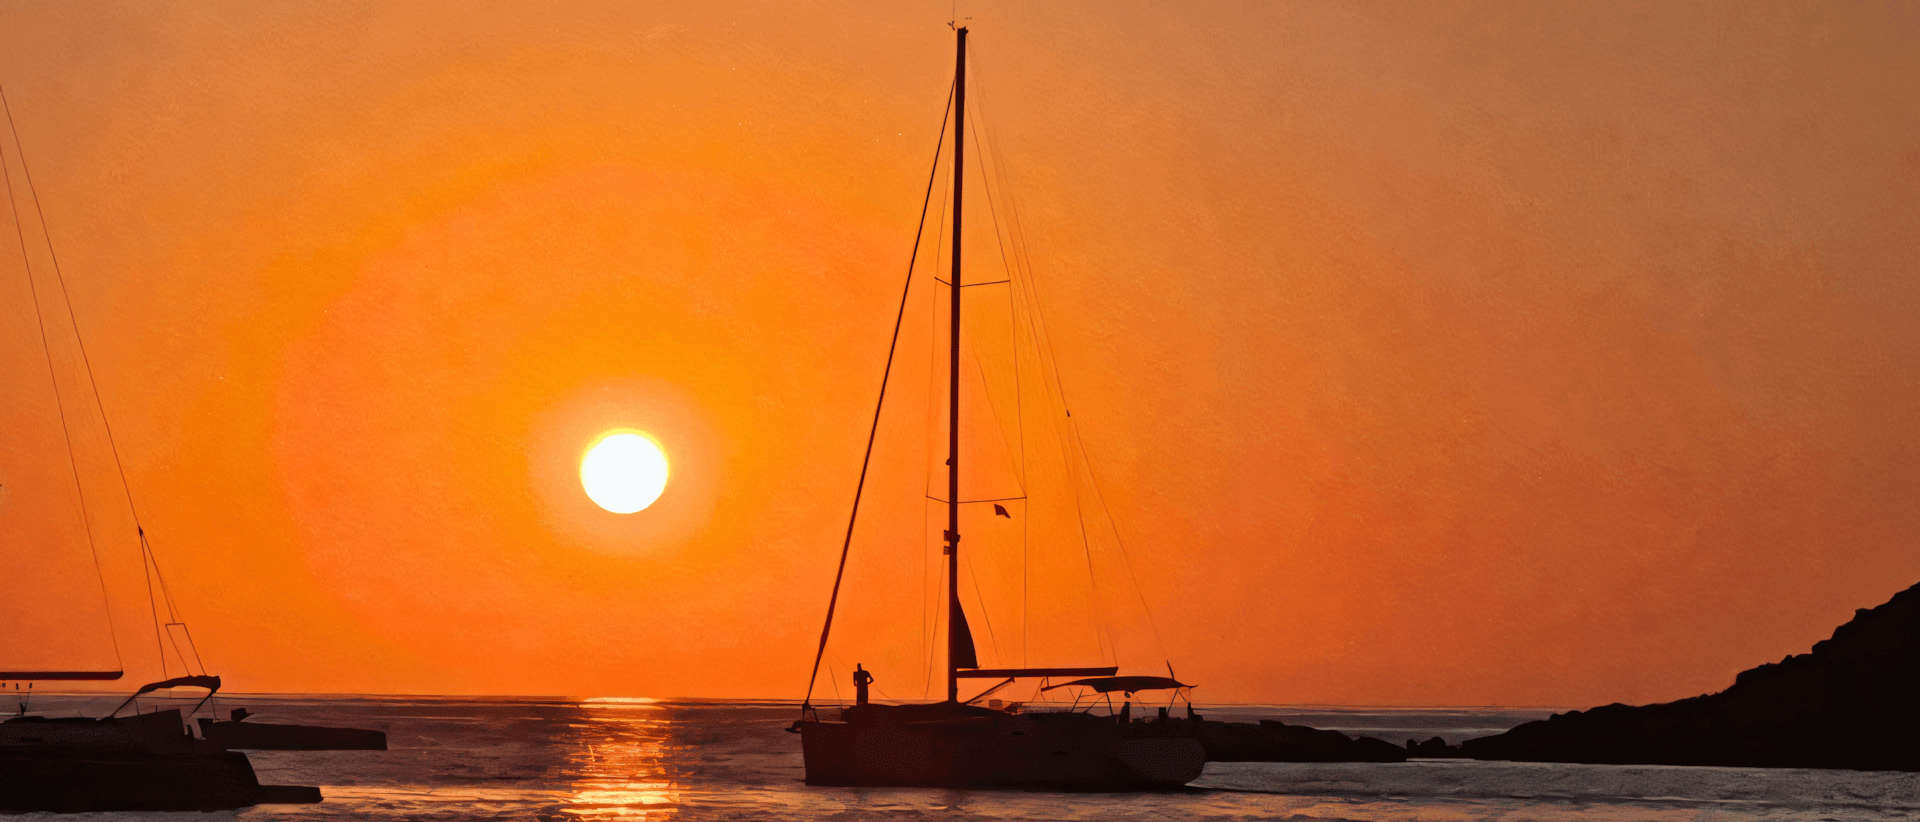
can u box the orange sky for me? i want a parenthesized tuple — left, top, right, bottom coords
(2, 0, 1918, 706)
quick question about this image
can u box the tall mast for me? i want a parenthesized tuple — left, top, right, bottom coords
(945, 25, 968, 704)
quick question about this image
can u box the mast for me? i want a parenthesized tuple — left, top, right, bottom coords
(945, 25, 968, 704)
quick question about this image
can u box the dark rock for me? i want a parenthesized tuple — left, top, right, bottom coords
(1406, 736, 1463, 758)
(1197, 719, 1407, 762)
(1353, 735, 1408, 760)
(1462, 580, 1920, 771)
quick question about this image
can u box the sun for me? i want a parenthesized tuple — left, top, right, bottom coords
(580, 431, 670, 514)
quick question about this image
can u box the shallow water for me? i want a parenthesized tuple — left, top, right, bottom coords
(11, 695, 1919, 820)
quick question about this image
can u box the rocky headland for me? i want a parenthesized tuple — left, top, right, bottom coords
(1461, 581, 1920, 771)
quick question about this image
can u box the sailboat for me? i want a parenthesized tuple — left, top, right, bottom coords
(0, 88, 376, 812)
(787, 27, 1208, 790)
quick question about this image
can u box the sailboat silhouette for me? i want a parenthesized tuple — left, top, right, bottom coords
(786, 28, 1207, 790)
(0, 88, 375, 811)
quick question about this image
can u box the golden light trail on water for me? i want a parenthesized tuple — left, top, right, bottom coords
(581, 431, 670, 514)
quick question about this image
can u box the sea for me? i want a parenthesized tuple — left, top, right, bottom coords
(11, 694, 1919, 821)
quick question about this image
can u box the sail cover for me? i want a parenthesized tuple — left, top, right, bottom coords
(952, 603, 979, 669)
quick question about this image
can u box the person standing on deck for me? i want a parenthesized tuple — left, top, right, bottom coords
(853, 665, 875, 705)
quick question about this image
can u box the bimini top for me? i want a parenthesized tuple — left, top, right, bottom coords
(1040, 676, 1191, 696)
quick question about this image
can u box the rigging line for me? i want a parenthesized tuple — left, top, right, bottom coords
(968, 85, 1026, 358)
(957, 69, 1040, 676)
(966, 40, 1039, 292)
(931, 278, 1009, 287)
(1046, 348, 1117, 666)
(927, 116, 954, 503)
(173, 623, 207, 676)
(969, 346, 1027, 499)
(1004, 197, 1066, 418)
(1003, 233, 1115, 664)
(990, 41, 1167, 656)
(989, 183, 1096, 664)
(1006, 253, 1082, 664)
(2, 89, 154, 539)
(802, 78, 955, 713)
(1011, 225, 1076, 455)
(977, 102, 1058, 440)
(979, 42, 1121, 673)
(145, 531, 190, 629)
(992, 149, 1136, 669)
(926, 495, 1026, 504)
(921, 146, 954, 698)
(0, 101, 123, 672)
(961, 83, 1032, 500)
(975, 128, 1035, 669)
(145, 531, 191, 674)
(975, 69, 1043, 317)
(920, 474, 931, 695)
(961, 61, 1034, 664)
(1, 90, 147, 524)
(1067, 417, 1171, 664)
(1063, 417, 1114, 666)
(920, 468, 932, 697)
(1020, 400, 1030, 668)
(972, 87, 1068, 451)
(163, 620, 193, 678)
(987, 120, 1041, 304)
(140, 544, 168, 679)
(957, 42, 1033, 468)
(1039, 364, 1124, 668)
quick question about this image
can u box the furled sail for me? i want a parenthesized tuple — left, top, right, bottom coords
(952, 603, 979, 670)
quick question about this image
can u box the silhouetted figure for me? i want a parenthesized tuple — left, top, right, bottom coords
(852, 665, 875, 705)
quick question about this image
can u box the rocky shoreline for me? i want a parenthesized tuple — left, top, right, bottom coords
(1204, 581, 1919, 770)
(1460, 581, 1920, 771)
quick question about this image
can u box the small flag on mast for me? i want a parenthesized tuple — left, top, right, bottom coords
(993, 504, 1011, 518)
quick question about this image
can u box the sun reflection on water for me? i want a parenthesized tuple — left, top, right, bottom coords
(557, 703, 681, 820)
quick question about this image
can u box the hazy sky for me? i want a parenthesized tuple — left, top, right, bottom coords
(2, 0, 1917, 706)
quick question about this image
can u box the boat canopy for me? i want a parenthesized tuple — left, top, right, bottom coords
(109, 674, 222, 718)
(126, 675, 221, 696)
(1041, 676, 1191, 695)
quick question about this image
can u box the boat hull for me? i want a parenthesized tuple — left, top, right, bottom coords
(797, 708, 1205, 790)
(0, 748, 320, 812)
(0, 710, 322, 812)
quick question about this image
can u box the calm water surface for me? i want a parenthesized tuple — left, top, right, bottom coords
(15, 695, 1920, 820)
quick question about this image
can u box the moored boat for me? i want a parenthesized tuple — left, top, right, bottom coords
(0, 89, 376, 812)
(788, 26, 1207, 790)
(0, 687, 322, 812)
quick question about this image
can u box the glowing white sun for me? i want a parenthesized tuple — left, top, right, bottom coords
(580, 432, 669, 514)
